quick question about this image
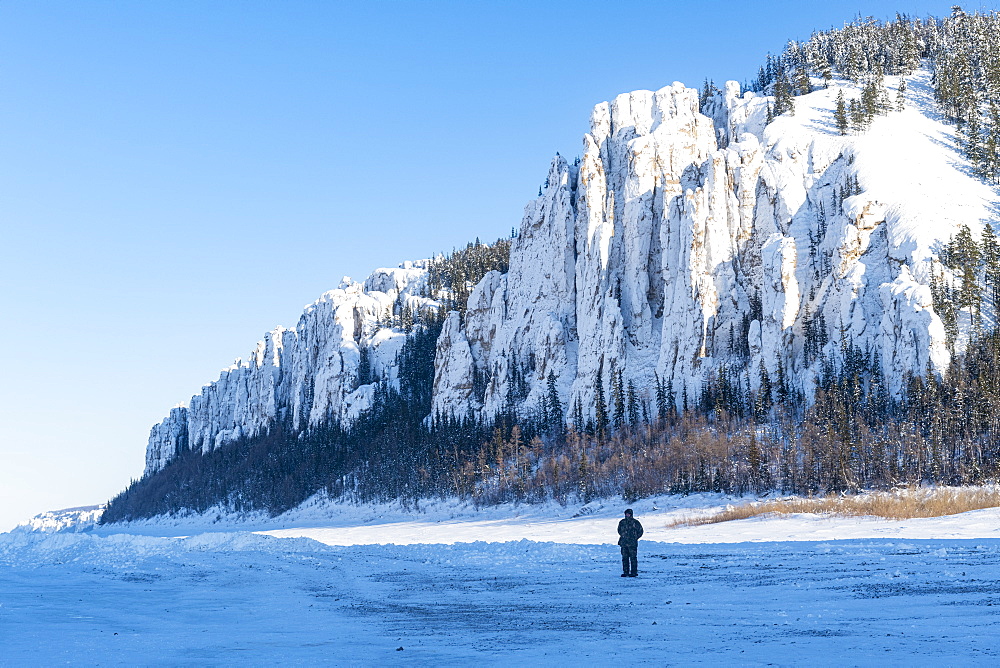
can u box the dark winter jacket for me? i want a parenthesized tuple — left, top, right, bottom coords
(617, 516, 644, 547)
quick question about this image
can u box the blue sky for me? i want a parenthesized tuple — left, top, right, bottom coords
(0, 0, 991, 530)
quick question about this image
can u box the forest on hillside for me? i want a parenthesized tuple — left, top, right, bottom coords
(745, 6, 1000, 180)
(102, 10, 1000, 523)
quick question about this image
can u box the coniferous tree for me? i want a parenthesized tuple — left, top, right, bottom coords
(982, 224, 1000, 306)
(859, 74, 889, 125)
(984, 103, 1000, 183)
(849, 98, 863, 132)
(794, 64, 812, 95)
(356, 346, 372, 388)
(964, 111, 985, 175)
(773, 69, 795, 116)
(546, 371, 563, 435)
(572, 396, 584, 433)
(835, 90, 849, 134)
(611, 368, 626, 432)
(594, 361, 608, 441)
(755, 66, 769, 93)
(818, 59, 834, 88)
(756, 361, 773, 421)
(627, 380, 640, 429)
(655, 374, 669, 422)
(699, 78, 719, 109)
(951, 225, 983, 315)
(748, 10, 1000, 175)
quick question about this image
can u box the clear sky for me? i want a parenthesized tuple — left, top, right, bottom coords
(1, 0, 993, 531)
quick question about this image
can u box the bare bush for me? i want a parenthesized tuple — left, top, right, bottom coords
(667, 486, 1000, 527)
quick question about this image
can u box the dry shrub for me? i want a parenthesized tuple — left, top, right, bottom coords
(668, 486, 1000, 527)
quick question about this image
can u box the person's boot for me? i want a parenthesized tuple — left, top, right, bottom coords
(621, 573, 629, 577)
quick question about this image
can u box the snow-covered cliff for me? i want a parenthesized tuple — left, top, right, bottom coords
(144, 67, 999, 476)
(12, 505, 105, 534)
(432, 68, 996, 421)
(145, 264, 436, 474)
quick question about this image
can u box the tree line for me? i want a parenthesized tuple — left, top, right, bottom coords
(423, 236, 513, 317)
(101, 317, 1000, 520)
(745, 8, 1000, 180)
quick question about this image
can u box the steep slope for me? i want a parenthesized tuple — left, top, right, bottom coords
(141, 65, 998, 480)
(433, 67, 996, 422)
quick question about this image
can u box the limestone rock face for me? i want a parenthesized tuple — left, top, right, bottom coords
(430, 71, 992, 420)
(143, 266, 435, 475)
(145, 69, 995, 476)
(430, 312, 478, 419)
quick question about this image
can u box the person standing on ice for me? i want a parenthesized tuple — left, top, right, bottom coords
(617, 508, 643, 577)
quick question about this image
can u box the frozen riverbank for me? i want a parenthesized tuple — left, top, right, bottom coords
(78, 492, 1000, 545)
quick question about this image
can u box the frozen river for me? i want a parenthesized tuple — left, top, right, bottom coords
(4, 499, 1000, 665)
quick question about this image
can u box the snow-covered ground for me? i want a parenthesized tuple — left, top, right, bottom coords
(74, 492, 1000, 545)
(4, 495, 1000, 665)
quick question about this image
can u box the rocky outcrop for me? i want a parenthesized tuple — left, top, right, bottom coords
(13, 505, 105, 534)
(144, 266, 435, 474)
(433, 70, 984, 420)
